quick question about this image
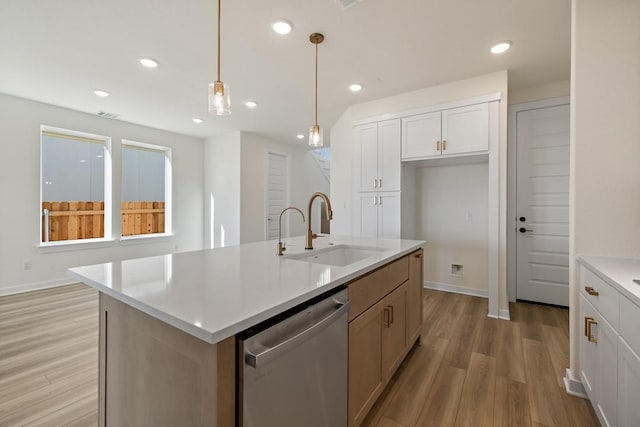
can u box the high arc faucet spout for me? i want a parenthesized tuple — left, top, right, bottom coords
(305, 192, 333, 250)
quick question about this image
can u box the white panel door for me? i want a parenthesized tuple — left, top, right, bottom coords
(401, 112, 441, 159)
(516, 104, 570, 306)
(618, 337, 640, 427)
(378, 120, 401, 191)
(357, 193, 378, 238)
(442, 103, 489, 155)
(266, 152, 287, 240)
(378, 192, 401, 239)
(356, 124, 379, 193)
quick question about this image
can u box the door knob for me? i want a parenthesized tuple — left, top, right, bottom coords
(519, 227, 533, 233)
(519, 217, 526, 222)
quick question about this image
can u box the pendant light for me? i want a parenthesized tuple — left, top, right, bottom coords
(308, 33, 324, 147)
(208, 0, 231, 115)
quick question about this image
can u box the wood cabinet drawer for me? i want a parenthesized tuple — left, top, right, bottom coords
(620, 295, 640, 356)
(580, 265, 620, 330)
(348, 256, 409, 321)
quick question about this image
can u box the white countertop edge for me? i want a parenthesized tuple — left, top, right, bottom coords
(69, 241, 425, 344)
(577, 255, 640, 308)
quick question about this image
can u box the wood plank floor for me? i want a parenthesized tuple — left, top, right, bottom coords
(362, 289, 600, 427)
(0, 284, 98, 426)
(0, 285, 599, 426)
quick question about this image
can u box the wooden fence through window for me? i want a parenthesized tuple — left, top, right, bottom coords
(41, 201, 164, 242)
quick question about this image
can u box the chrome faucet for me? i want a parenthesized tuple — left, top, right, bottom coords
(276, 207, 305, 256)
(305, 192, 333, 250)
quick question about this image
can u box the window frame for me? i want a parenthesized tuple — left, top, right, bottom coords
(39, 125, 113, 247)
(120, 139, 172, 240)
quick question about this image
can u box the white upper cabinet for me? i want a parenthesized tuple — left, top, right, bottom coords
(442, 103, 489, 155)
(401, 112, 441, 159)
(401, 102, 489, 160)
(355, 120, 401, 192)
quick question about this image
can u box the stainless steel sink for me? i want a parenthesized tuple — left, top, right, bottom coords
(286, 244, 388, 267)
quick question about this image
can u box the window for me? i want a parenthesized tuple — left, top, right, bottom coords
(40, 126, 112, 243)
(121, 140, 171, 237)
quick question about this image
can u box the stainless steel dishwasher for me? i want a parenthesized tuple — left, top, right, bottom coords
(238, 286, 349, 427)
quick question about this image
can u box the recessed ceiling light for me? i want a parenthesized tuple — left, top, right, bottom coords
(490, 41, 512, 54)
(349, 83, 363, 92)
(139, 57, 159, 68)
(296, 134, 305, 140)
(272, 19, 293, 35)
(192, 118, 203, 124)
(244, 100, 258, 108)
(93, 89, 110, 97)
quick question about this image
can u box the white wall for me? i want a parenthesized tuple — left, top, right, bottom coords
(508, 80, 570, 105)
(569, 0, 640, 379)
(204, 132, 242, 249)
(416, 162, 489, 294)
(240, 132, 329, 244)
(330, 71, 508, 310)
(0, 93, 204, 295)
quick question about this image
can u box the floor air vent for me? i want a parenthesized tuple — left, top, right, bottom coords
(96, 111, 119, 119)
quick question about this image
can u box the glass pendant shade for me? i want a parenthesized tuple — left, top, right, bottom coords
(309, 124, 323, 147)
(208, 81, 231, 115)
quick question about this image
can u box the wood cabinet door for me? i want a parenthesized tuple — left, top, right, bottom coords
(580, 295, 598, 400)
(348, 300, 385, 427)
(407, 250, 423, 345)
(442, 103, 489, 155)
(618, 337, 640, 427)
(355, 123, 379, 193)
(378, 119, 401, 192)
(381, 283, 408, 381)
(378, 192, 401, 239)
(401, 112, 441, 159)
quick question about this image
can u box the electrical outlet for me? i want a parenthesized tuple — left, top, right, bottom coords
(465, 212, 473, 222)
(23, 261, 32, 271)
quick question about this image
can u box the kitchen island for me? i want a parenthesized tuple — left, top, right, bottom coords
(69, 235, 425, 427)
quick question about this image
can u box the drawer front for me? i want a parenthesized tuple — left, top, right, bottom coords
(348, 256, 409, 321)
(620, 295, 640, 356)
(580, 265, 620, 330)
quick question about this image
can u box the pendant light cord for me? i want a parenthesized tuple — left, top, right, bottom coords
(217, 0, 221, 82)
(315, 42, 318, 126)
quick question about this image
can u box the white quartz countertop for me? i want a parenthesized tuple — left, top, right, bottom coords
(577, 255, 640, 307)
(68, 235, 425, 344)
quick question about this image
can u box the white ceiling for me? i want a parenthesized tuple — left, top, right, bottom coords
(0, 0, 570, 145)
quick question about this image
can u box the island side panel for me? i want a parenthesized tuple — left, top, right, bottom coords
(98, 293, 235, 427)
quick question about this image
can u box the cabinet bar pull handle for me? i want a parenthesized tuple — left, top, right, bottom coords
(436, 140, 441, 151)
(379, 178, 382, 188)
(383, 308, 390, 327)
(585, 317, 598, 343)
(388, 305, 394, 324)
(584, 316, 590, 337)
(414, 252, 422, 258)
(373, 179, 377, 188)
(585, 286, 599, 296)
(443, 139, 447, 150)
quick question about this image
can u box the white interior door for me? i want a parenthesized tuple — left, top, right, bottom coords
(516, 104, 570, 306)
(266, 152, 287, 240)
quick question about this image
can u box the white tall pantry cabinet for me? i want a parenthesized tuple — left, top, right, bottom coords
(354, 120, 401, 239)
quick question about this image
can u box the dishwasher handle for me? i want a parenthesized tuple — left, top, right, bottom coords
(245, 299, 350, 369)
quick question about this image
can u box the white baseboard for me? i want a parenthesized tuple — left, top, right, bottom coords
(423, 280, 488, 298)
(0, 278, 76, 297)
(487, 308, 511, 321)
(563, 368, 588, 399)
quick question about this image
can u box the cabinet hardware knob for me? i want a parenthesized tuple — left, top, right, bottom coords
(585, 286, 599, 296)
